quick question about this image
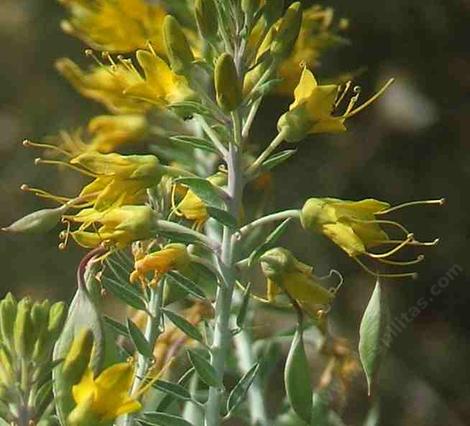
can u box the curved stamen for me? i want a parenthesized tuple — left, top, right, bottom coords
(367, 234, 414, 259)
(354, 257, 418, 280)
(350, 217, 411, 237)
(21, 184, 71, 204)
(35, 158, 98, 178)
(376, 254, 425, 266)
(373, 238, 439, 247)
(23, 139, 72, 158)
(375, 198, 445, 215)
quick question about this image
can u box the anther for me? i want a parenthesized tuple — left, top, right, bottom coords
(20, 184, 30, 191)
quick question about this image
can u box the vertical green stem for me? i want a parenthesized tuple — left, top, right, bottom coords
(205, 135, 243, 426)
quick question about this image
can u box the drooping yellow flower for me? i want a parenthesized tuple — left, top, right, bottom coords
(124, 48, 194, 107)
(59, 0, 167, 53)
(56, 58, 147, 114)
(300, 197, 443, 278)
(68, 205, 156, 249)
(68, 362, 140, 425)
(278, 67, 394, 142)
(88, 114, 147, 153)
(260, 247, 335, 317)
(130, 243, 191, 286)
(70, 151, 163, 211)
(277, 6, 348, 96)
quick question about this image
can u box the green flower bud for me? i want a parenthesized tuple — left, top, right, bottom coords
(2, 207, 65, 235)
(47, 301, 67, 340)
(0, 348, 13, 387)
(271, 2, 303, 60)
(263, 0, 284, 26)
(195, 0, 219, 41)
(32, 300, 54, 362)
(0, 293, 17, 350)
(13, 297, 34, 358)
(215, 53, 243, 112)
(62, 329, 94, 385)
(300, 198, 327, 231)
(163, 15, 194, 75)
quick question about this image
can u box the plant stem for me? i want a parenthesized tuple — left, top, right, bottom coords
(238, 209, 300, 237)
(247, 131, 286, 175)
(205, 135, 243, 426)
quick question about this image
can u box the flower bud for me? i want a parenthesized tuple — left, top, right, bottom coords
(271, 2, 303, 60)
(277, 107, 312, 143)
(13, 297, 34, 359)
(0, 293, 17, 350)
(2, 207, 65, 235)
(163, 15, 195, 74)
(62, 329, 94, 385)
(215, 53, 243, 112)
(47, 301, 67, 340)
(195, 0, 219, 41)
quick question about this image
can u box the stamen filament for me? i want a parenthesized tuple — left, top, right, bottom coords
(367, 234, 414, 259)
(376, 254, 425, 266)
(350, 217, 411, 236)
(34, 158, 98, 178)
(375, 198, 446, 215)
(354, 257, 418, 280)
(23, 139, 72, 157)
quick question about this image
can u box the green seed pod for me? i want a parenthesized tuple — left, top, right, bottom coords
(13, 297, 34, 359)
(163, 15, 194, 75)
(47, 301, 67, 338)
(2, 207, 64, 235)
(271, 2, 303, 60)
(263, 0, 284, 26)
(62, 328, 94, 385)
(0, 293, 17, 350)
(194, 0, 218, 41)
(215, 53, 243, 112)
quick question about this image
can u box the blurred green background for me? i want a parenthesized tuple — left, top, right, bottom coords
(0, 0, 469, 425)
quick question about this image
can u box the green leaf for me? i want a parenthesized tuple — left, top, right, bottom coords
(187, 349, 220, 387)
(101, 276, 146, 311)
(284, 327, 313, 424)
(103, 316, 128, 337)
(236, 283, 252, 330)
(249, 218, 292, 266)
(175, 177, 224, 208)
(127, 318, 153, 358)
(206, 206, 238, 229)
(167, 271, 207, 301)
(261, 149, 296, 171)
(162, 308, 203, 343)
(139, 412, 192, 426)
(157, 230, 202, 245)
(226, 363, 260, 415)
(359, 279, 390, 396)
(152, 380, 192, 402)
(170, 135, 219, 154)
(170, 101, 213, 118)
(156, 368, 195, 412)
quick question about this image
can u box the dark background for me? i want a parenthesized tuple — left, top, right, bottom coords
(1, 0, 469, 425)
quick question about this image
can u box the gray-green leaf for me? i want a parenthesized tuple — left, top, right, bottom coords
(176, 177, 225, 208)
(127, 318, 153, 358)
(162, 308, 203, 343)
(167, 271, 207, 301)
(139, 412, 192, 426)
(187, 349, 220, 387)
(359, 279, 390, 396)
(226, 363, 260, 415)
(206, 206, 238, 229)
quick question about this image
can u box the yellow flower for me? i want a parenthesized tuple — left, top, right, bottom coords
(300, 197, 443, 278)
(69, 362, 140, 425)
(260, 247, 334, 317)
(130, 243, 190, 286)
(70, 151, 163, 211)
(68, 205, 156, 249)
(277, 6, 348, 96)
(124, 48, 194, 106)
(278, 67, 394, 142)
(59, 0, 167, 53)
(56, 58, 147, 114)
(88, 114, 147, 153)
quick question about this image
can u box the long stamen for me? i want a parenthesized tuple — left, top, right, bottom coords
(20, 184, 71, 204)
(376, 254, 425, 266)
(373, 238, 439, 247)
(34, 158, 98, 178)
(375, 198, 445, 215)
(23, 139, 72, 157)
(59, 219, 71, 250)
(367, 234, 414, 259)
(85, 49, 114, 76)
(354, 257, 418, 280)
(342, 78, 395, 118)
(350, 217, 411, 237)
(334, 81, 351, 108)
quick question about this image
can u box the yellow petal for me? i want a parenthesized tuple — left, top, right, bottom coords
(72, 368, 96, 406)
(291, 68, 318, 109)
(322, 222, 366, 257)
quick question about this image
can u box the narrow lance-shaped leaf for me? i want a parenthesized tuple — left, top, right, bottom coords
(261, 149, 296, 171)
(206, 206, 238, 229)
(162, 308, 203, 343)
(226, 363, 260, 415)
(127, 318, 153, 358)
(284, 326, 313, 424)
(236, 282, 252, 330)
(187, 349, 220, 387)
(359, 279, 390, 396)
(176, 177, 225, 208)
(167, 271, 207, 301)
(170, 135, 219, 154)
(152, 380, 192, 402)
(101, 276, 146, 311)
(249, 218, 292, 266)
(139, 412, 192, 426)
